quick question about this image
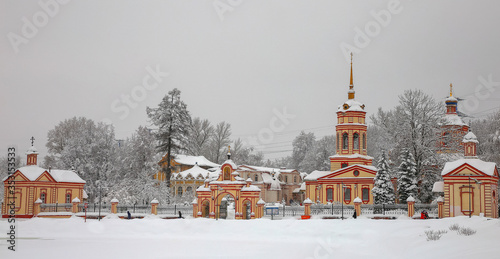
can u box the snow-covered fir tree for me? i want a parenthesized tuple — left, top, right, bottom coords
(397, 149, 418, 203)
(372, 151, 395, 204)
(147, 88, 192, 189)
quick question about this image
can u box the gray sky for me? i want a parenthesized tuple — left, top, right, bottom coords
(1, 0, 500, 163)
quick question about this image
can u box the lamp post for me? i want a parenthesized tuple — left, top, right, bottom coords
(341, 181, 346, 220)
(468, 176, 482, 218)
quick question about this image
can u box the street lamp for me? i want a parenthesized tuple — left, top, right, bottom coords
(468, 176, 482, 218)
(341, 181, 347, 220)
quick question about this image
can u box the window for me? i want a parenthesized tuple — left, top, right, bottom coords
(178, 186, 183, 196)
(254, 174, 258, 182)
(341, 163, 348, 168)
(66, 193, 71, 203)
(223, 168, 230, 180)
(40, 193, 46, 203)
(342, 133, 348, 150)
(362, 188, 369, 202)
(353, 133, 359, 150)
(186, 186, 193, 193)
(344, 187, 351, 203)
(327, 188, 333, 201)
(285, 176, 288, 183)
(353, 170, 359, 177)
(294, 176, 297, 183)
(362, 134, 366, 149)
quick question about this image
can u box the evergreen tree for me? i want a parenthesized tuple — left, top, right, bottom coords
(372, 151, 395, 204)
(397, 149, 418, 203)
(147, 88, 192, 189)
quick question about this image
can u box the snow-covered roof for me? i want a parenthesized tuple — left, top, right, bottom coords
(444, 114, 467, 126)
(432, 181, 444, 192)
(175, 164, 212, 179)
(173, 154, 219, 168)
(241, 185, 260, 192)
(441, 159, 497, 176)
(463, 131, 478, 143)
(110, 198, 119, 203)
(293, 182, 306, 193)
(305, 165, 378, 180)
(445, 96, 458, 102)
(222, 159, 238, 170)
(10, 166, 86, 183)
(353, 197, 362, 203)
(337, 99, 365, 112)
(329, 153, 374, 160)
(26, 146, 38, 154)
(239, 165, 297, 174)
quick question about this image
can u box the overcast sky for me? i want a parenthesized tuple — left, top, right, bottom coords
(1, 0, 500, 163)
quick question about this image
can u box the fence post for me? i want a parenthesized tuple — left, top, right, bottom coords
(257, 199, 265, 218)
(302, 198, 313, 219)
(151, 199, 159, 215)
(354, 197, 362, 217)
(34, 199, 42, 216)
(110, 198, 119, 214)
(406, 196, 415, 218)
(192, 198, 198, 218)
(72, 197, 81, 214)
(437, 196, 444, 219)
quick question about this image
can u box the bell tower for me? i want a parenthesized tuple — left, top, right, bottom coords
(26, 136, 38, 166)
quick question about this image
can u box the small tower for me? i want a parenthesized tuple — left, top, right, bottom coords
(26, 136, 38, 166)
(445, 83, 458, 115)
(463, 131, 478, 158)
(227, 146, 231, 160)
(348, 53, 355, 100)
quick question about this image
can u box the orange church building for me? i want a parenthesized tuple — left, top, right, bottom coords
(436, 132, 499, 218)
(305, 55, 377, 205)
(1, 145, 86, 218)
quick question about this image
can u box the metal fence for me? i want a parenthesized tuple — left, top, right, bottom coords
(77, 203, 111, 213)
(40, 203, 73, 213)
(361, 204, 408, 216)
(157, 205, 192, 216)
(310, 204, 355, 216)
(116, 205, 150, 214)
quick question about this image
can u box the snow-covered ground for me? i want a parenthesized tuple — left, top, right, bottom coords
(1, 215, 499, 259)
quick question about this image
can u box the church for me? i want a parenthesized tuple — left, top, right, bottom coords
(304, 55, 378, 205)
(2, 143, 86, 218)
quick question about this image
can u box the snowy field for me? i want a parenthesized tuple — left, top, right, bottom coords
(1, 215, 499, 259)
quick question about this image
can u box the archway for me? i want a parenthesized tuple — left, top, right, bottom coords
(216, 192, 235, 220)
(201, 200, 210, 218)
(242, 200, 252, 220)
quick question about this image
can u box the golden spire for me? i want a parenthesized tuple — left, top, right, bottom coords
(349, 53, 354, 88)
(348, 53, 355, 100)
(449, 83, 453, 97)
(227, 145, 231, 160)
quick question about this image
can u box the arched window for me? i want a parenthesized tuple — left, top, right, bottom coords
(362, 134, 366, 149)
(186, 186, 193, 193)
(223, 168, 230, 181)
(294, 176, 297, 183)
(342, 133, 348, 150)
(341, 163, 348, 168)
(177, 186, 183, 196)
(285, 175, 288, 183)
(40, 193, 46, 203)
(66, 193, 71, 203)
(254, 174, 258, 182)
(353, 133, 359, 150)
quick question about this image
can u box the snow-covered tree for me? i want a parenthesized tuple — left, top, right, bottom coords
(231, 138, 264, 165)
(185, 117, 214, 156)
(147, 88, 192, 188)
(207, 121, 232, 164)
(397, 149, 418, 203)
(372, 151, 395, 204)
(300, 135, 335, 172)
(44, 117, 117, 202)
(291, 131, 315, 171)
